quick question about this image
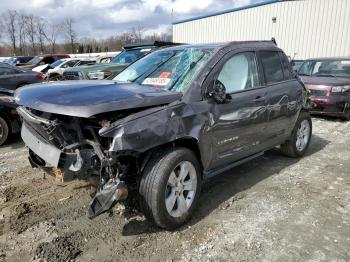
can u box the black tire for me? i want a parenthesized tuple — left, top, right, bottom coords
(281, 111, 312, 157)
(343, 109, 350, 121)
(139, 147, 202, 230)
(0, 116, 10, 146)
(48, 74, 62, 81)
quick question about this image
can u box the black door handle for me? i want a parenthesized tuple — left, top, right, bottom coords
(253, 96, 266, 102)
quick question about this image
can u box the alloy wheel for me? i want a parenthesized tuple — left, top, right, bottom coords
(165, 161, 197, 218)
(296, 119, 311, 152)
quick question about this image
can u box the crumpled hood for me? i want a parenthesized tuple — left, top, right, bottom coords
(14, 81, 182, 118)
(300, 76, 350, 86)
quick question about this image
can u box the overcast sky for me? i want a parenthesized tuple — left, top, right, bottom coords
(0, 0, 267, 39)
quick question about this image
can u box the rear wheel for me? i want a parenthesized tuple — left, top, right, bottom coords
(281, 111, 312, 157)
(343, 108, 350, 121)
(0, 116, 10, 146)
(139, 147, 201, 230)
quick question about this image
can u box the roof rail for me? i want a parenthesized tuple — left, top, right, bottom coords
(271, 37, 277, 46)
(123, 41, 182, 50)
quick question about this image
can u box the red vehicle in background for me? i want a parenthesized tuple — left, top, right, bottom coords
(298, 57, 350, 120)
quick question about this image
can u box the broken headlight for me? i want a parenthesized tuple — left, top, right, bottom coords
(331, 85, 350, 93)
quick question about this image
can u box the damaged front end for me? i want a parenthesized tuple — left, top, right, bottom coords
(18, 106, 135, 217)
(15, 46, 214, 222)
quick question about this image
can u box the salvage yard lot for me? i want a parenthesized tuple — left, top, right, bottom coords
(0, 117, 349, 262)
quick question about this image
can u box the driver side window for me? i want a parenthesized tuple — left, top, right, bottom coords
(218, 52, 261, 93)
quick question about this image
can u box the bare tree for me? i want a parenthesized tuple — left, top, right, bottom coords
(63, 18, 77, 53)
(26, 14, 36, 54)
(18, 14, 27, 55)
(0, 9, 173, 56)
(46, 23, 62, 53)
(2, 10, 18, 54)
(36, 18, 47, 54)
(136, 26, 144, 42)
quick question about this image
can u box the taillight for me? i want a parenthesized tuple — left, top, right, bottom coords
(36, 72, 44, 80)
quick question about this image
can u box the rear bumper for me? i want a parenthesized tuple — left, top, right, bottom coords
(310, 95, 349, 116)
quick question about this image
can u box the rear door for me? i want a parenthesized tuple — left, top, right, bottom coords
(207, 50, 269, 170)
(258, 50, 301, 146)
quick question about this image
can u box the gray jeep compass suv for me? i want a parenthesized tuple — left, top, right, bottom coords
(15, 41, 311, 229)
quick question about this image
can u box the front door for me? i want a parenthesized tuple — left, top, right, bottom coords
(207, 51, 269, 170)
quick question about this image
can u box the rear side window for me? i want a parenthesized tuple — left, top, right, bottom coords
(260, 51, 284, 84)
(63, 60, 79, 68)
(279, 52, 293, 79)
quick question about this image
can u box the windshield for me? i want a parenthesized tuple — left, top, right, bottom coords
(114, 47, 214, 93)
(111, 48, 151, 65)
(28, 56, 43, 65)
(51, 59, 65, 68)
(298, 59, 350, 77)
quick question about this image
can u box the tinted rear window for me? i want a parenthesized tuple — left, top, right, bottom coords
(260, 51, 284, 84)
(279, 52, 293, 80)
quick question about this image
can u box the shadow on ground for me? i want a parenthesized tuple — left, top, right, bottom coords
(1, 135, 23, 150)
(311, 115, 347, 123)
(122, 134, 329, 236)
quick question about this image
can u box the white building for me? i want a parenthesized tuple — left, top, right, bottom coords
(172, 0, 350, 59)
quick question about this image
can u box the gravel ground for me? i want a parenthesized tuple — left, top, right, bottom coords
(0, 117, 349, 262)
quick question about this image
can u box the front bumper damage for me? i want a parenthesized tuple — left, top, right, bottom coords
(22, 123, 62, 168)
(18, 106, 129, 218)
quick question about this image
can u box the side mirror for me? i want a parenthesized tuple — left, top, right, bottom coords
(208, 80, 228, 104)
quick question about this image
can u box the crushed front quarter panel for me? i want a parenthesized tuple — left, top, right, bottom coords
(100, 101, 214, 170)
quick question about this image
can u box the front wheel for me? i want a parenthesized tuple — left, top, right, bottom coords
(0, 116, 10, 146)
(281, 111, 312, 157)
(139, 147, 201, 230)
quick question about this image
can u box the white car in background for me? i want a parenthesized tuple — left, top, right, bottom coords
(33, 58, 96, 81)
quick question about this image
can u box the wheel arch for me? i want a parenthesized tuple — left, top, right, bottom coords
(138, 136, 204, 177)
(0, 111, 12, 135)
